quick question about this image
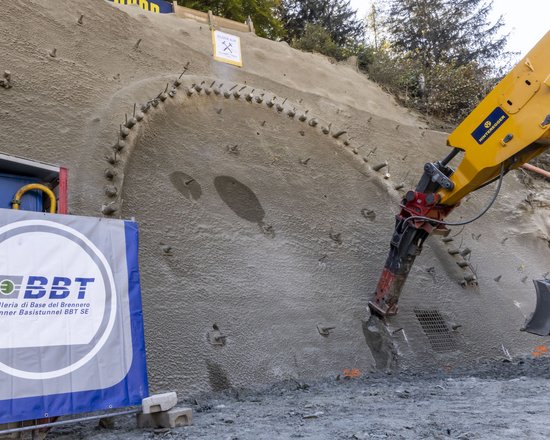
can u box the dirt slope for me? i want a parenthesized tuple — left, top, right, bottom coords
(1, 0, 549, 399)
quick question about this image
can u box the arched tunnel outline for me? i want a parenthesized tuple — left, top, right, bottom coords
(99, 76, 403, 217)
(98, 74, 482, 312)
(93, 74, 543, 379)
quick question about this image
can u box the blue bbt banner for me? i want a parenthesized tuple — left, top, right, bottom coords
(110, 0, 174, 14)
(0, 209, 148, 424)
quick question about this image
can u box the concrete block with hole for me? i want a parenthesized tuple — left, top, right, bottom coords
(141, 392, 178, 414)
(136, 407, 193, 429)
(155, 407, 193, 428)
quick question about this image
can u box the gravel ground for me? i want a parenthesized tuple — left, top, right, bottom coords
(47, 358, 550, 440)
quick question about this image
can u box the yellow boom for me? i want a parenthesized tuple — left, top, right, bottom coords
(440, 31, 550, 206)
(369, 31, 550, 318)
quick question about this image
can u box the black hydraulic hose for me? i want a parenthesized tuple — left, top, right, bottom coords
(404, 163, 506, 227)
(440, 148, 461, 166)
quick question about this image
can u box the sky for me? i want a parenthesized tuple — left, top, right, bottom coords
(350, 0, 548, 56)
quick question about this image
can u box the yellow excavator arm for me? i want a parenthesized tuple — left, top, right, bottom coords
(441, 31, 550, 206)
(368, 31, 550, 319)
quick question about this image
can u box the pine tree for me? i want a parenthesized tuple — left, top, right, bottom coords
(383, 0, 508, 71)
(367, 3, 380, 51)
(279, 0, 365, 48)
(364, 0, 510, 121)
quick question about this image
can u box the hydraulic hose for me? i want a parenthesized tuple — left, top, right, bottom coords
(12, 184, 57, 213)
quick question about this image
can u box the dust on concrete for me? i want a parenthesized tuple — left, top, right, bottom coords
(170, 172, 203, 201)
(48, 358, 550, 439)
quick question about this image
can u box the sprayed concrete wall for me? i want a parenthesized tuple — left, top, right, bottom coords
(1, 0, 550, 397)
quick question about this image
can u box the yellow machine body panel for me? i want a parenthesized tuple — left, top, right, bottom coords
(440, 31, 550, 206)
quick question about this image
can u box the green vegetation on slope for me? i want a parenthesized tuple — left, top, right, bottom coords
(178, 0, 512, 122)
(176, 0, 285, 38)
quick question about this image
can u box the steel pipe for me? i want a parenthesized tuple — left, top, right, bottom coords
(0, 409, 139, 435)
(522, 163, 550, 180)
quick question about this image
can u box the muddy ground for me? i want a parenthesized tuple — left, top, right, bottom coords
(48, 357, 550, 440)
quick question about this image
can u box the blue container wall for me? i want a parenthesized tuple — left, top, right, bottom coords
(0, 174, 43, 211)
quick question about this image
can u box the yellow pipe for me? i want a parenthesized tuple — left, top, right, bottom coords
(12, 184, 57, 213)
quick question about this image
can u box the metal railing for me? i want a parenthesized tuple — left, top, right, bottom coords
(0, 408, 140, 436)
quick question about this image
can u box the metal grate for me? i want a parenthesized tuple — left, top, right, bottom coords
(414, 309, 459, 352)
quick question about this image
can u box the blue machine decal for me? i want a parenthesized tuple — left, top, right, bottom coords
(471, 107, 509, 145)
(109, 0, 174, 13)
(0, 210, 148, 424)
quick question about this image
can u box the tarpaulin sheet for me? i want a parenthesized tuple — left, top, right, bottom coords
(0, 209, 148, 424)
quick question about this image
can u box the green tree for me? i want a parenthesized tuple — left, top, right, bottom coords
(292, 24, 345, 60)
(383, 0, 508, 72)
(362, 0, 510, 121)
(279, 0, 364, 48)
(365, 2, 384, 51)
(177, 0, 285, 39)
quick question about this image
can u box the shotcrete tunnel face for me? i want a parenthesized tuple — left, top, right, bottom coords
(115, 78, 550, 396)
(120, 89, 396, 394)
(214, 176, 266, 225)
(169, 171, 202, 201)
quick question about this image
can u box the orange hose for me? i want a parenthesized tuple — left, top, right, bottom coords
(522, 163, 550, 180)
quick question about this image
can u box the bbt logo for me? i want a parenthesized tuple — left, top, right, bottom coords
(0, 276, 95, 300)
(0, 276, 22, 299)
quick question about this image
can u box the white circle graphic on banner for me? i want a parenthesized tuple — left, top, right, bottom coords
(0, 220, 117, 380)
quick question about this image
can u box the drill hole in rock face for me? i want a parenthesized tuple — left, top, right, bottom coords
(214, 176, 265, 224)
(170, 171, 202, 201)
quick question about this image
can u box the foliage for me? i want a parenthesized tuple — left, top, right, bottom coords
(365, 48, 491, 121)
(423, 62, 490, 121)
(356, 44, 377, 72)
(360, 0, 510, 121)
(292, 24, 346, 60)
(177, 0, 285, 39)
(383, 0, 508, 73)
(279, 0, 364, 48)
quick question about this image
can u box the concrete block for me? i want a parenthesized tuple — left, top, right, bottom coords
(155, 407, 193, 428)
(142, 392, 178, 414)
(136, 412, 158, 429)
(136, 407, 192, 429)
